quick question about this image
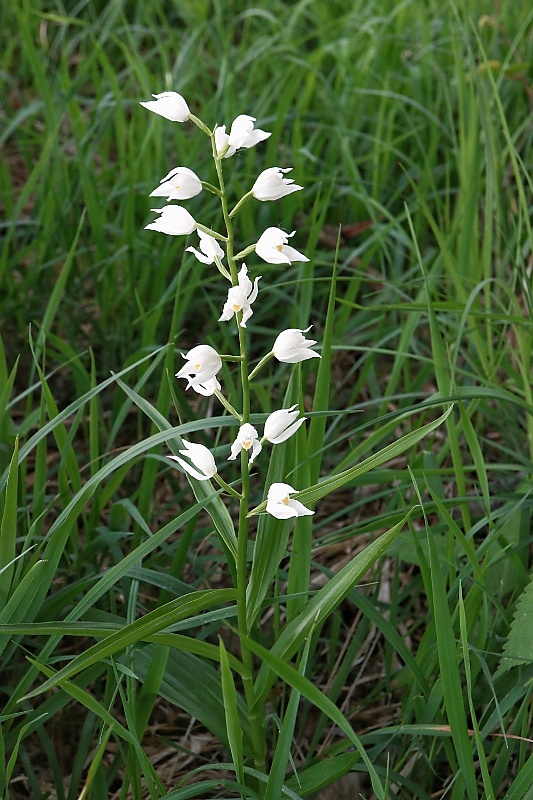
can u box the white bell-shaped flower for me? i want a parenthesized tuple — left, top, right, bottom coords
(272, 327, 320, 363)
(219, 265, 260, 328)
(228, 423, 262, 464)
(266, 483, 314, 519)
(145, 205, 196, 236)
(255, 228, 309, 265)
(264, 405, 306, 444)
(176, 345, 222, 388)
(186, 231, 225, 265)
(169, 441, 216, 481)
(140, 92, 190, 122)
(149, 167, 202, 201)
(215, 115, 270, 158)
(252, 168, 303, 201)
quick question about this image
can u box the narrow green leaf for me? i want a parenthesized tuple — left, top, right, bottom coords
(427, 527, 478, 799)
(245, 636, 385, 800)
(135, 645, 169, 739)
(219, 638, 244, 785)
(254, 511, 411, 702)
(27, 657, 163, 799)
(249, 407, 453, 514)
(265, 632, 312, 800)
(134, 647, 251, 751)
(22, 588, 237, 700)
(307, 241, 338, 486)
(34, 209, 86, 364)
(77, 724, 114, 800)
(0, 561, 48, 658)
(0, 438, 18, 607)
(116, 376, 238, 559)
(502, 753, 533, 800)
(285, 753, 359, 798)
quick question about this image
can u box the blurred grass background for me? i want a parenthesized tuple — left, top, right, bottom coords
(1, 0, 533, 797)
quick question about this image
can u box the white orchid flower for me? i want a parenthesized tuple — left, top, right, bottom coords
(272, 327, 321, 363)
(227, 115, 270, 154)
(255, 227, 309, 265)
(149, 167, 202, 201)
(215, 115, 270, 158)
(169, 440, 217, 481)
(266, 482, 314, 519)
(228, 423, 262, 464)
(264, 405, 306, 444)
(219, 265, 260, 328)
(252, 168, 303, 201)
(145, 205, 196, 236)
(186, 230, 225, 265)
(176, 345, 222, 388)
(140, 91, 190, 122)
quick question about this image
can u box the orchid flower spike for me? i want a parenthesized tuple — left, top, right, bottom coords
(169, 440, 217, 481)
(219, 265, 260, 328)
(215, 114, 271, 158)
(272, 326, 321, 363)
(228, 423, 262, 464)
(264, 405, 306, 444)
(255, 227, 309, 265)
(252, 167, 303, 201)
(149, 167, 202, 201)
(186, 230, 225, 265)
(266, 483, 314, 519)
(140, 91, 190, 122)
(176, 345, 222, 388)
(145, 205, 196, 236)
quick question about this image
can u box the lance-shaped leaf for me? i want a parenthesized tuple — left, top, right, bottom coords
(22, 588, 237, 700)
(249, 406, 453, 516)
(253, 510, 414, 703)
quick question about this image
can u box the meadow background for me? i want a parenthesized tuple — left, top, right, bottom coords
(1, 0, 533, 798)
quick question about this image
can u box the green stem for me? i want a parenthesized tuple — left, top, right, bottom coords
(212, 134, 267, 781)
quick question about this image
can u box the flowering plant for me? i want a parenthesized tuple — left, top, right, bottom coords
(130, 89, 452, 798)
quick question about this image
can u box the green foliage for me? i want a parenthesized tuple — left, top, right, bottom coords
(500, 576, 533, 673)
(1, 0, 533, 798)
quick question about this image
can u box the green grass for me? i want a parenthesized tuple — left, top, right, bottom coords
(1, 0, 533, 797)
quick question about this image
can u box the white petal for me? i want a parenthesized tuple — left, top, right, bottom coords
(228, 439, 241, 461)
(281, 245, 309, 263)
(191, 378, 221, 396)
(267, 501, 299, 520)
(140, 92, 190, 122)
(240, 305, 253, 327)
(289, 499, 314, 516)
(267, 417, 305, 444)
(168, 455, 211, 481)
(249, 439, 262, 464)
(185, 246, 212, 264)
